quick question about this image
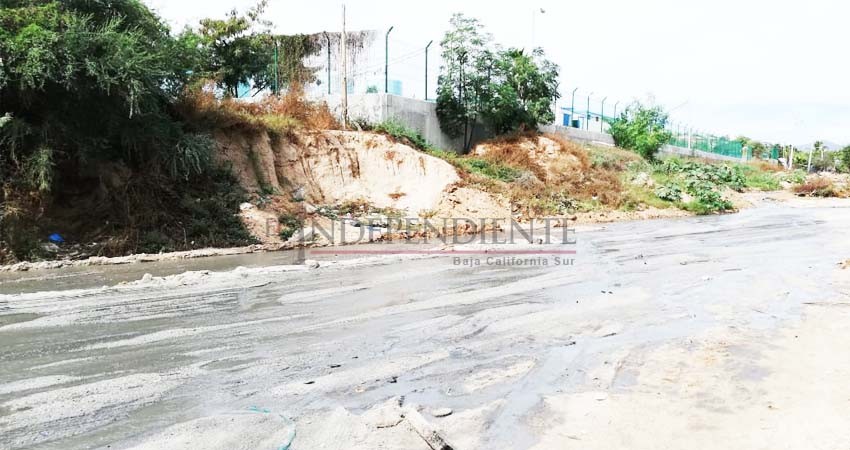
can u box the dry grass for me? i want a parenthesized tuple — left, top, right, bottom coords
(178, 82, 340, 136)
(472, 133, 624, 215)
(544, 133, 591, 172)
(793, 177, 839, 197)
(477, 132, 548, 180)
(476, 141, 547, 181)
(750, 160, 785, 173)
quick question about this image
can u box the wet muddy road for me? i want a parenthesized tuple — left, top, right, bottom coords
(3, 200, 850, 449)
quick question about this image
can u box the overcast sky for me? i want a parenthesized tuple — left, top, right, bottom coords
(144, 0, 849, 147)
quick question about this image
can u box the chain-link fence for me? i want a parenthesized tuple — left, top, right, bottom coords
(668, 134, 747, 159)
(245, 30, 774, 162)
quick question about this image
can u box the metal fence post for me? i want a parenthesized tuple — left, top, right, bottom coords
(323, 32, 331, 95)
(600, 97, 607, 132)
(425, 40, 433, 100)
(570, 87, 579, 128)
(385, 26, 394, 94)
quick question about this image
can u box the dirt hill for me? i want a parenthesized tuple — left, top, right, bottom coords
(214, 129, 512, 245)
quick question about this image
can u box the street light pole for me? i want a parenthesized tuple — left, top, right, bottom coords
(425, 40, 433, 100)
(614, 100, 620, 118)
(570, 87, 579, 128)
(586, 92, 593, 131)
(532, 8, 545, 49)
(385, 26, 394, 94)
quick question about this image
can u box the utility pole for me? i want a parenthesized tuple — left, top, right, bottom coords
(341, 5, 348, 128)
(807, 147, 814, 172)
(385, 26, 394, 94)
(531, 8, 545, 49)
(788, 145, 796, 170)
(586, 92, 593, 131)
(425, 40, 433, 100)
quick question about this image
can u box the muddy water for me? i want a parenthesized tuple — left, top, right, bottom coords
(1, 201, 850, 449)
(0, 240, 450, 295)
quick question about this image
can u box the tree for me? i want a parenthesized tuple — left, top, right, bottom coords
(192, 1, 275, 97)
(484, 48, 560, 134)
(436, 13, 494, 149)
(838, 146, 850, 173)
(435, 14, 561, 149)
(734, 136, 768, 159)
(0, 0, 204, 188)
(0, 0, 248, 259)
(608, 102, 673, 160)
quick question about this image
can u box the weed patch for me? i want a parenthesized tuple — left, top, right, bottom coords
(793, 177, 838, 197)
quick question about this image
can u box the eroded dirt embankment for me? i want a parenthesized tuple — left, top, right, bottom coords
(216, 129, 510, 220)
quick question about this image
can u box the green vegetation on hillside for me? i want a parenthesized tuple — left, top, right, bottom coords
(371, 119, 522, 182)
(372, 119, 794, 217)
(0, 0, 259, 262)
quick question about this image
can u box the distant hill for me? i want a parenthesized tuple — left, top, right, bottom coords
(795, 140, 846, 152)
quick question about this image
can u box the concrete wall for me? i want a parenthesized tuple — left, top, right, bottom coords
(543, 125, 746, 163)
(319, 94, 746, 163)
(320, 93, 469, 152)
(541, 125, 615, 146)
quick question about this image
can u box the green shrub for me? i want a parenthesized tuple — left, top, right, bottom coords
(373, 119, 430, 151)
(278, 213, 304, 240)
(608, 103, 673, 161)
(838, 146, 850, 173)
(654, 158, 737, 214)
(654, 183, 683, 202)
(779, 170, 807, 185)
(660, 158, 745, 191)
(736, 165, 781, 191)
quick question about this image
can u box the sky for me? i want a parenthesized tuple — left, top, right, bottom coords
(144, 0, 849, 147)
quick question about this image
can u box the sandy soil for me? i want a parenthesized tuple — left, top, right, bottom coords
(218, 129, 466, 216)
(529, 304, 850, 450)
